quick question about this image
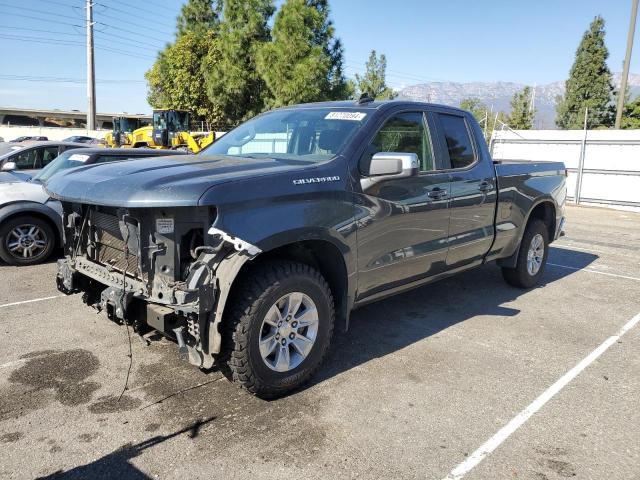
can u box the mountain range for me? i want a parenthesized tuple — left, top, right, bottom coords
(397, 73, 640, 128)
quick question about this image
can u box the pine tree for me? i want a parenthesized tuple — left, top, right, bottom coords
(507, 86, 535, 129)
(257, 0, 347, 108)
(176, 0, 222, 37)
(146, 1, 222, 125)
(556, 16, 615, 129)
(354, 50, 396, 100)
(205, 0, 274, 126)
(621, 96, 640, 129)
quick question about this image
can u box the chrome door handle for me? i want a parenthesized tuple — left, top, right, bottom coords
(478, 181, 494, 192)
(428, 188, 448, 199)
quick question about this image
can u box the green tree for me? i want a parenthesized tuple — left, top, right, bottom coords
(146, 2, 223, 125)
(354, 50, 396, 100)
(621, 96, 640, 129)
(176, 0, 222, 37)
(205, 0, 274, 126)
(507, 86, 535, 129)
(556, 16, 615, 129)
(145, 31, 223, 125)
(257, 0, 347, 108)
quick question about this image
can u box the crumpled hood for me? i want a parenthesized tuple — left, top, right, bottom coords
(45, 154, 310, 207)
(0, 180, 49, 205)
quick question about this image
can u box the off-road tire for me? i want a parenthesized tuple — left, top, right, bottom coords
(502, 219, 549, 289)
(221, 261, 335, 399)
(0, 215, 55, 266)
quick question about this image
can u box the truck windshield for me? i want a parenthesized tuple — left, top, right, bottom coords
(201, 108, 369, 162)
(31, 151, 90, 184)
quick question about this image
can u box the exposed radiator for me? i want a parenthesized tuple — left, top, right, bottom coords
(90, 210, 144, 280)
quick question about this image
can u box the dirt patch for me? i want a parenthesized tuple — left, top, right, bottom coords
(0, 432, 23, 443)
(88, 395, 141, 414)
(1, 349, 101, 421)
(545, 459, 576, 477)
(77, 432, 101, 443)
(145, 423, 161, 432)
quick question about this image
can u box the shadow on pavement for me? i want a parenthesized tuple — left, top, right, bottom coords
(309, 246, 598, 388)
(36, 417, 216, 480)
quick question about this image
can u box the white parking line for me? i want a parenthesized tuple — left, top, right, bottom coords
(442, 312, 640, 480)
(0, 295, 63, 309)
(547, 262, 640, 282)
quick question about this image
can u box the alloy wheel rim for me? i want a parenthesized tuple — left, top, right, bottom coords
(258, 292, 319, 373)
(6, 224, 48, 260)
(526, 233, 544, 276)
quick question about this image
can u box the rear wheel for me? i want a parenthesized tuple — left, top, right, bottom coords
(502, 219, 549, 288)
(0, 215, 55, 266)
(221, 261, 335, 398)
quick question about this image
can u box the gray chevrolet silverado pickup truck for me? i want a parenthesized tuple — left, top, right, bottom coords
(46, 99, 566, 398)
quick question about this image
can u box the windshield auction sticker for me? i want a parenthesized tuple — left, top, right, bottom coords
(325, 111, 367, 121)
(68, 154, 90, 162)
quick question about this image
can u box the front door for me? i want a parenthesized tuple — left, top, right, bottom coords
(355, 110, 451, 300)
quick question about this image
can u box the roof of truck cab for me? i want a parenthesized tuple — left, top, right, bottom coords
(278, 100, 468, 114)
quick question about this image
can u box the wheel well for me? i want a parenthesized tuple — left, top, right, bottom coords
(227, 240, 349, 327)
(2, 211, 61, 248)
(528, 202, 556, 240)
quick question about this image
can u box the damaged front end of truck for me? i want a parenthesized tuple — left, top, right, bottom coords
(56, 203, 259, 369)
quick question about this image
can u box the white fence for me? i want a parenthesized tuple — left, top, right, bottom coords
(0, 125, 109, 142)
(490, 129, 640, 209)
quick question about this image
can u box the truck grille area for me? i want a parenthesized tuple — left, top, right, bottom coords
(90, 210, 144, 280)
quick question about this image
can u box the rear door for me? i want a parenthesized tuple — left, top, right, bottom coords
(433, 111, 497, 268)
(355, 109, 451, 300)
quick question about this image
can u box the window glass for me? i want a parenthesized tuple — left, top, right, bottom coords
(11, 149, 38, 169)
(202, 108, 366, 163)
(94, 155, 137, 164)
(369, 112, 433, 171)
(41, 147, 60, 167)
(439, 114, 475, 169)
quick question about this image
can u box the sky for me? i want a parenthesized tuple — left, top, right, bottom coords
(0, 0, 638, 114)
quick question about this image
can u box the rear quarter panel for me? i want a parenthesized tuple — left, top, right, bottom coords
(488, 161, 566, 261)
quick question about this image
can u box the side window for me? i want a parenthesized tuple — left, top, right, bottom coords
(94, 155, 132, 163)
(369, 112, 434, 171)
(41, 147, 60, 167)
(438, 114, 476, 169)
(11, 149, 38, 169)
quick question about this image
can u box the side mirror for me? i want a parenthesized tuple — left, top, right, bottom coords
(361, 152, 419, 190)
(1, 161, 17, 172)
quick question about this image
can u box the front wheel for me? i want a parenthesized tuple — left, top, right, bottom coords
(0, 215, 56, 266)
(222, 261, 335, 398)
(501, 219, 549, 288)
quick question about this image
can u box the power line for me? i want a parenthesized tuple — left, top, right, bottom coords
(0, 3, 80, 21)
(0, 10, 83, 27)
(0, 33, 156, 60)
(95, 8, 175, 36)
(0, 74, 144, 84)
(94, 1, 177, 30)
(95, 20, 170, 44)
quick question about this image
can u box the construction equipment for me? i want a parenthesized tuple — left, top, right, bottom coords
(129, 109, 215, 153)
(104, 117, 144, 148)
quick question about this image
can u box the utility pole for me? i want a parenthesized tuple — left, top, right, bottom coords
(615, 0, 638, 129)
(86, 0, 96, 131)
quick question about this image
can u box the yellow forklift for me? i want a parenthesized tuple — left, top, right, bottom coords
(104, 116, 145, 148)
(130, 109, 215, 153)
